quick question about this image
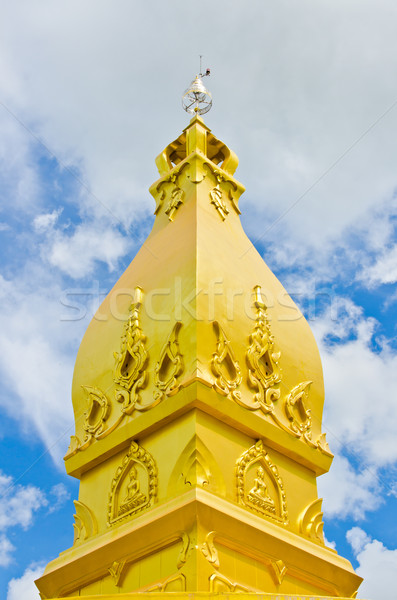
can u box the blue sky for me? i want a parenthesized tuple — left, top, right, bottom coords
(0, 1, 397, 598)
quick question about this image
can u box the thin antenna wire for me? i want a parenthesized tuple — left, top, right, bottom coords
(199, 55, 202, 76)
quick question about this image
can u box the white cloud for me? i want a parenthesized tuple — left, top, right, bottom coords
(346, 526, 371, 554)
(6, 487, 47, 531)
(312, 297, 397, 520)
(48, 223, 130, 279)
(0, 273, 82, 462)
(7, 564, 43, 600)
(0, 0, 397, 246)
(0, 472, 47, 533)
(0, 534, 15, 567)
(0, 113, 41, 216)
(365, 244, 397, 286)
(0, 472, 69, 567)
(312, 300, 397, 467)
(318, 454, 381, 520)
(0, 471, 47, 566)
(33, 208, 62, 233)
(347, 527, 397, 600)
(48, 483, 70, 513)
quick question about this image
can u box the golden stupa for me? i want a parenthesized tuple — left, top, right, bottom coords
(36, 75, 363, 600)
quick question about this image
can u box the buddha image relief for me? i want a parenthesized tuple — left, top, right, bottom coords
(236, 440, 288, 524)
(118, 463, 148, 516)
(108, 442, 158, 525)
(246, 465, 276, 515)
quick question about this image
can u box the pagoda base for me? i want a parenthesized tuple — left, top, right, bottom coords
(36, 489, 362, 599)
(45, 594, 363, 600)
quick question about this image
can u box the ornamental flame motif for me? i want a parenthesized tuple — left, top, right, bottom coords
(114, 287, 148, 415)
(246, 286, 281, 413)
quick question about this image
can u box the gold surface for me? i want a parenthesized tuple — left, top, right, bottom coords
(36, 116, 363, 600)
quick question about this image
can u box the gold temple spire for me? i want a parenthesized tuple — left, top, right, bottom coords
(36, 101, 363, 600)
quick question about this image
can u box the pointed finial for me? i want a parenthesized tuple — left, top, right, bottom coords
(182, 59, 212, 115)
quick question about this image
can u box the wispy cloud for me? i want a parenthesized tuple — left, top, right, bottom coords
(347, 527, 397, 600)
(0, 472, 47, 567)
(7, 563, 43, 600)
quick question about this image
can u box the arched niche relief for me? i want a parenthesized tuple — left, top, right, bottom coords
(108, 441, 158, 526)
(236, 440, 288, 525)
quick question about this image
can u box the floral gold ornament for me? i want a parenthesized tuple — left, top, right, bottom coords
(209, 572, 252, 593)
(154, 322, 184, 402)
(245, 285, 281, 413)
(299, 498, 325, 544)
(82, 385, 110, 440)
(108, 441, 157, 525)
(72, 500, 97, 545)
(114, 287, 149, 414)
(108, 560, 127, 587)
(154, 163, 189, 220)
(144, 573, 186, 592)
(209, 185, 229, 220)
(204, 162, 241, 216)
(285, 380, 312, 436)
(236, 440, 288, 524)
(64, 434, 81, 458)
(269, 559, 287, 585)
(176, 532, 190, 569)
(211, 321, 242, 401)
(165, 186, 185, 221)
(200, 531, 220, 569)
(316, 432, 333, 456)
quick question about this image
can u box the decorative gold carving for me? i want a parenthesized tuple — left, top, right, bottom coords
(177, 532, 190, 569)
(316, 432, 333, 456)
(269, 559, 287, 585)
(243, 285, 281, 413)
(162, 573, 186, 592)
(82, 386, 110, 440)
(211, 321, 242, 401)
(236, 440, 288, 525)
(236, 286, 324, 450)
(145, 573, 186, 592)
(165, 186, 184, 221)
(108, 441, 157, 525)
(209, 572, 251, 593)
(114, 287, 149, 414)
(204, 162, 241, 215)
(154, 322, 184, 402)
(285, 380, 312, 436)
(168, 435, 225, 495)
(73, 500, 97, 545)
(108, 560, 127, 586)
(64, 435, 81, 459)
(201, 531, 220, 568)
(210, 185, 229, 220)
(154, 163, 189, 218)
(72, 288, 166, 451)
(299, 498, 325, 544)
